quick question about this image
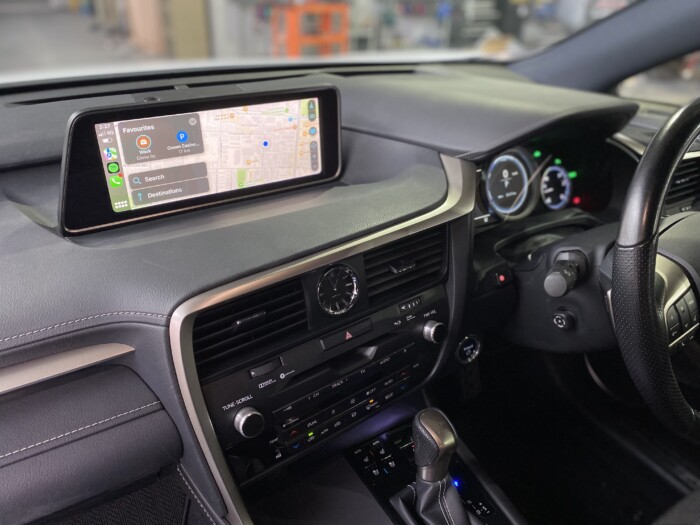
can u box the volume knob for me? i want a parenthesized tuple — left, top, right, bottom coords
(423, 320, 447, 344)
(233, 407, 265, 439)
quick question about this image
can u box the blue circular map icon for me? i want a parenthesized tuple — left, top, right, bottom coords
(262, 140, 270, 148)
(176, 130, 188, 143)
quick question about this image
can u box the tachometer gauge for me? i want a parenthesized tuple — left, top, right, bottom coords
(485, 149, 536, 219)
(540, 166, 572, 210)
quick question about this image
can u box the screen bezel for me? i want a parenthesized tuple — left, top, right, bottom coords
(60, 86, 341, 235)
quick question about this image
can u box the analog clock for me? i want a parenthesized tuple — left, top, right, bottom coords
(317, 265, 359, 316)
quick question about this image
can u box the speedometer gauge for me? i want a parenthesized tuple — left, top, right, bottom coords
(485, 149, 535, 219)
(540, 166, 572, 210)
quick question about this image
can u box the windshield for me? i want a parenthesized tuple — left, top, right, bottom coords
(1, 0, 633, 82)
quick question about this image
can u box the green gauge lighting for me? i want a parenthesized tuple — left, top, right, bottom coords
(533, 150, 542, 158)
(554, 158, 562, 166)
(568, 171, 578, 179)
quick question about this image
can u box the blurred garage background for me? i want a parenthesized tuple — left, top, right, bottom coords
(0, 0, 697, 104)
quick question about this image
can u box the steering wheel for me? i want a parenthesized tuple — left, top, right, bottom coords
(612, 99, 700, 440)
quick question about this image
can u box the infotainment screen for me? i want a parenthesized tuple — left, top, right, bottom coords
(96, 98, 323, 213)
(60, 87, 340, 234)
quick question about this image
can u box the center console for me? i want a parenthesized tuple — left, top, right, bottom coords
(190, 226, 450, 483)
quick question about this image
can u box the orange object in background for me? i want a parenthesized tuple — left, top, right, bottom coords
(271, 3, 349, 57)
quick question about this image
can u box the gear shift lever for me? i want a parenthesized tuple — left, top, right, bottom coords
(413, 408, 457, 482)
(391, 408, 478, 525)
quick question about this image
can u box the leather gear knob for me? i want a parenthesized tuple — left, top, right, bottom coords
(412, 408, 457, 482)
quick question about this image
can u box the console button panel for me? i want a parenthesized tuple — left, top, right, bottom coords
(202, 286, 448, 481)
(347, 424, 508, 524)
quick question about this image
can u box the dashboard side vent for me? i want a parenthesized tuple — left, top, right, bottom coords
(364, 227, 447, 306)
(192, 279, 308, 380)
(665, 158, 700, 213)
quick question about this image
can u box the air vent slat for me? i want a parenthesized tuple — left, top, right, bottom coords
(364, 238, 443, 279)
(193, 288, 302, 334)
(196, 316, 308, 366)
(364, 227, 447, 306)
(665, 158, 700, 208)
(192, 279, 308, 379)
(365, 254, 444, 290)
(194, 293, 303, 338)
(194, 299, 306, 346)
(363, 232, 442, 262)
(368, 263, 444, 298)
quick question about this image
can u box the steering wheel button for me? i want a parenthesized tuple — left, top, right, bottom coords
(666, 305, 680, 328)
(683, 291, 698, 321)
(669, 323, 681, 341)
(676, 299, 691, 330)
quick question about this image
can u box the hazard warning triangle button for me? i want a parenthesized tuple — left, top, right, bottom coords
(319, 319, 373, 351)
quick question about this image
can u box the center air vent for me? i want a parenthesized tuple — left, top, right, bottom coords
(665, 158, 700, 213)
(192, 279, 308, 380)
(364, 227, 447, 306)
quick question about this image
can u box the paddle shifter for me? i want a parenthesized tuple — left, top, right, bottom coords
(391, 408, 478, 525)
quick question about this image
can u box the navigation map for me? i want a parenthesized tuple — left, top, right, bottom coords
(95, 97, 321, 213)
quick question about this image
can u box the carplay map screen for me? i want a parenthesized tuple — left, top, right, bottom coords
(94, 97, 322, 213)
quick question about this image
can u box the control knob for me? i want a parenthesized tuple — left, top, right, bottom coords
(233, 406, 265, 439)
(544, 251, 588, 298)
(422, 320, 447, 344)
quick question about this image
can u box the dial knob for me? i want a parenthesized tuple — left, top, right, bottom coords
(423, 320, 447, 344)
(544, 260, 578, 298)
(233, 407, 265, 439)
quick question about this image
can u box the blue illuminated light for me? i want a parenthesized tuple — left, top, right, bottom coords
(453, 480, 460, 488)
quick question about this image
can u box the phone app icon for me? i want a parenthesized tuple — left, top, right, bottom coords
(107, 162, 120, 174)
(103, 147, 118, 160)
(109, 175, 123, 188)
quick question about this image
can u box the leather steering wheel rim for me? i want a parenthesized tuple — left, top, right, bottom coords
(612, 99, 700, 440)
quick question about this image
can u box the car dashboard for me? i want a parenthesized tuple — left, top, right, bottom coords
(0, 64, 689, 525)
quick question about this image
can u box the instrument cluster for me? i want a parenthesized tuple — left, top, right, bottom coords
(474, 140, 611, 228)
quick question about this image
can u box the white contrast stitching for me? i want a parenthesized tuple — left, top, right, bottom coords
(0, 401, 162, 460)
(408, 483, 417, 505)
(438, 479, 450, 525)
(177, 464, 216, 525)
(443, 479, 456, 525)
(0, 312, 169, 344)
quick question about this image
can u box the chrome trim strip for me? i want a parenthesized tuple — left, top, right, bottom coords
(169, 154, 477, 525)
(613, 131, 700, 161)
(0, 343, 134, 396)
(612, 132, 646, 157)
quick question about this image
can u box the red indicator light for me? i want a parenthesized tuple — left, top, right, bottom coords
(572, 196, 582, 205)
(498, 274, 506, 283)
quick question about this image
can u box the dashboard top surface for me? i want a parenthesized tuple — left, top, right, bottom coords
(0, 66, 637, 359)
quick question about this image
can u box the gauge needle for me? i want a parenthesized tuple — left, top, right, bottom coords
(504, 154, 553, 221)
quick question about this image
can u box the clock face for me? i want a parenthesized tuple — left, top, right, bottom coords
(317, 265, 359, 316)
